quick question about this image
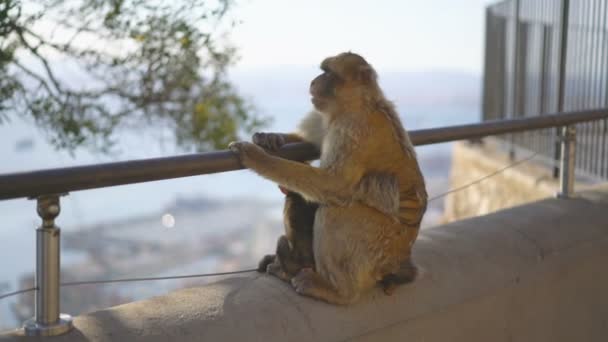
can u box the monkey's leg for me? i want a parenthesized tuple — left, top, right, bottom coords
(275, 235, 301, 275)
(381, 224, 420, 295)
(296, 204, 409, 305)
(290, 208, 364, 305)
(291, 268, 358, 305)
(266, 236, 295, 283)
(264, 190, 317, 283)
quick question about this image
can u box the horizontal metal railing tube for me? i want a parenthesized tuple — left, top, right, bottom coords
(0, 143, 319, 201)
(408, 108, 608, 145)
(0, 109, 607, 201)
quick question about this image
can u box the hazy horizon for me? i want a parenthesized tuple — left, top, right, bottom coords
(229, 0, 498, 73)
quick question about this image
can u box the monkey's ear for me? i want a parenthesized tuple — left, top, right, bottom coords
(357, 64, 377, 84)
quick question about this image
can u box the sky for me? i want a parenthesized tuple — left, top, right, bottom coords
(229, 0, 499, 73)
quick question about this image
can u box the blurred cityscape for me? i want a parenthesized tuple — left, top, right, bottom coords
(8, 197, 284, 325)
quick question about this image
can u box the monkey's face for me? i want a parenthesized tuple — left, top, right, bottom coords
(310, 52, 377, 113)
(309, 69, 341, 110)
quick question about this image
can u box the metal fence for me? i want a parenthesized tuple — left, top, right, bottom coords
(483, 0, 608, 180)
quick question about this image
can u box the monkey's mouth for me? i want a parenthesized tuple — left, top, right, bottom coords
(311, 96, 325, 107)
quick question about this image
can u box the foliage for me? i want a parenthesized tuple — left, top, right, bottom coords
(0, 0, 267, 153)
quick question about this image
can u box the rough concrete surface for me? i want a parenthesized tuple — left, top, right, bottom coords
(2, 185, 608, 342)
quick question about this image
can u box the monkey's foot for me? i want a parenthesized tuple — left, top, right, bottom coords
(291, 268, 357, 305)
(291, 268, 316, 293)
(257, 254, 275, 273)
(380, 260, 418, 295)
(382, 282, 397, 296)
(267, 261, 292, 283)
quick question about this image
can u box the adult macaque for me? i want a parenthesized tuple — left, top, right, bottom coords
(231, 52, 426, 304)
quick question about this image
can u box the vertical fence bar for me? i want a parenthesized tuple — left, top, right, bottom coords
(603, 0, 608, 178)
(509, 0, 521, 159)
(483, 6, 497, 122)
(483, 7, 491, 121)
(594, 0, 607, 177)
(534, 0, 542, 153)
(539, 8, 549, 154)
(592, 0, 603, 176)
(558, 125, 577, 197)
(23, 195, 73, 336)
(545, 0, 557, 159)
(538, 0, 547, 157)
(584, 0, 594, 174)
(574, 0, 586, 173)
(603, 118, 608, 178)
(554, 0, 570, 177)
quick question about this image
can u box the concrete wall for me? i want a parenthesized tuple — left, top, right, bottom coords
(2, 184, 608, 342)
(444, 140, 560, 222)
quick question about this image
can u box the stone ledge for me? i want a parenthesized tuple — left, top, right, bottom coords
(2, 184, 608, 342)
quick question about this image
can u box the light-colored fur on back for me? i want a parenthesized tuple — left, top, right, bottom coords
(355, 173, 400, 219)
(295, 110, 327, 149)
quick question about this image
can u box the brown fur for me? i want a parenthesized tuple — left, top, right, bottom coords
(253, 134, 405, 291)
(257, 190, 317, 281)
(252, 133, 318, 281)
(230, 52, 427, 304)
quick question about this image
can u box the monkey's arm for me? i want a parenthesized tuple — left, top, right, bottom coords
(229, 141, 362, 205)
(252, 132, 305, 151)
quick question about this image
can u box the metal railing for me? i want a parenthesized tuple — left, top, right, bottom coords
(0, 109, 606, 201)
(483, 0, 608, 181)
(1, 108, 607, 336)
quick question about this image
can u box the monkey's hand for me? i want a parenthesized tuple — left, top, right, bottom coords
(252, 132, 286, 152)
(229, 141, 271, 168)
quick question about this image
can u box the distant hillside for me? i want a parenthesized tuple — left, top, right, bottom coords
(230, 67, 481, 108)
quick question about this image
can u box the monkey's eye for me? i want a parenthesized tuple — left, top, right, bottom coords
(327, 71, 341, 82)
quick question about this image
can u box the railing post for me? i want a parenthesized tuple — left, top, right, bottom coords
(557, 126, 576, 198)
(23, 194, 73, 336)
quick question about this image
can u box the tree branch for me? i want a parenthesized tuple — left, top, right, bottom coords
(14, 26, 64, 95)
(12, 59, 62, 103)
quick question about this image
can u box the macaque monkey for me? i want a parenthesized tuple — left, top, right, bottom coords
(254, 140, 414, 294)
(253, 126, 322, 283)
(230, 52, 427, 304)
(257, 188, 317, 282)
